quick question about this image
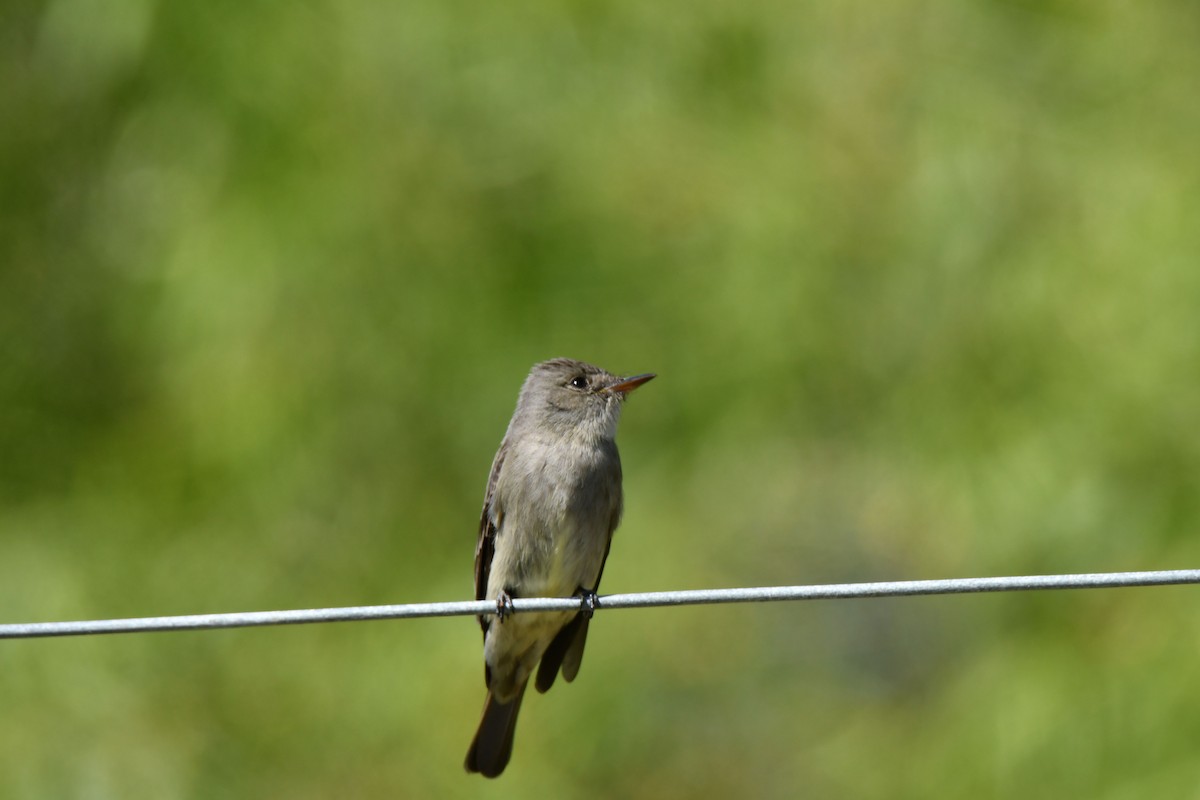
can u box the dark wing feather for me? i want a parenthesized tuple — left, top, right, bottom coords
(535, 480, 621, 693)
(558, 519, 615, 682)
(473, 441, 508, 633)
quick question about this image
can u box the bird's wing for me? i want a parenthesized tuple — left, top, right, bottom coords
(535, 472, 622, 693)
(556, 504, 619, 681)
(473, 440, 507, 632)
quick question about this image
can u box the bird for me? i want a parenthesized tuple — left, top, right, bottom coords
(464, 358, 655, 778)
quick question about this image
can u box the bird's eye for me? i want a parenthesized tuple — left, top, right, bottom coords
(569, 376, 588, 389)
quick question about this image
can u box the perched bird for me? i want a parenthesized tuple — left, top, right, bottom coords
(464, 358, 655, 778)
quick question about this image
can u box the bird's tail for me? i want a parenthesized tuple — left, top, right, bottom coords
(464, 681, 528, 778)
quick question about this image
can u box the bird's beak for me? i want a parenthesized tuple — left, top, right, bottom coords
(606, 373, 656, 395)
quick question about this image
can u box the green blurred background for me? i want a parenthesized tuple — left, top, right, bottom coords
(3, 0, 1199, 797)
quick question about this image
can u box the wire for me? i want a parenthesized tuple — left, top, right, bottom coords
(1, 569, 1196, 640)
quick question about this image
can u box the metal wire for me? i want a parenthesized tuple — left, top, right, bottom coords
(1, 569, 1197, 640)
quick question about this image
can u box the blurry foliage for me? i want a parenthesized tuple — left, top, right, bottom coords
(2, 0, 1200, 797)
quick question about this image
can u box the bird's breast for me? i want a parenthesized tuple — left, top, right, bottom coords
(490, 436, 620, 597)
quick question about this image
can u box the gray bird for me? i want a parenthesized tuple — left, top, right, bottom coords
(464, 358, 655, 778)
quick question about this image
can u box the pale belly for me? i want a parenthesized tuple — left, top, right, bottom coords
(482, 517, 608, 700)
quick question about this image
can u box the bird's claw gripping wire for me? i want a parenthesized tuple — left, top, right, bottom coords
(577, 587, 600, 620)
(495, 590, 516, 623)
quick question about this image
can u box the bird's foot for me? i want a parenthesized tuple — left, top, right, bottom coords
(495, 590, 516, 623)
(576, 587, 600, 620)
